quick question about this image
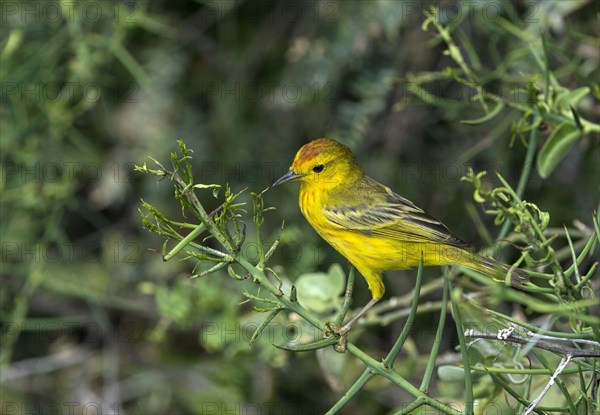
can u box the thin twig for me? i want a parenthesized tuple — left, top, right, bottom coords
(450, 276, 474, 415)
(0, 347, 91, 382)
(523, 354, 572, 415)
(524, 330, 600, 347)
(464, 329, 600, 358)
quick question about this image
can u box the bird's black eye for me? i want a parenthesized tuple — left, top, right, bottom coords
(312, 164, 325, 173)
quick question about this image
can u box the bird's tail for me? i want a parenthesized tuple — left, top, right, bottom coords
(466, 255, 530, 289)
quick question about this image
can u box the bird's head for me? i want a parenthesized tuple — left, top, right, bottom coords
(272, 138, 363, 191)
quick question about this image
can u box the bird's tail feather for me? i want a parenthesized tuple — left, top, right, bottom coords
(467, 255, 530, 288)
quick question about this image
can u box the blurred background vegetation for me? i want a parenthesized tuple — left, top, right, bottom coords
(1, 0, 598, 414)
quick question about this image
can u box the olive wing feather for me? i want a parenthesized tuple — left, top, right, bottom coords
(323, 176, 469, 248)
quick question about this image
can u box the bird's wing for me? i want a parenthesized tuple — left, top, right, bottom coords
(323, 176, 469, 248)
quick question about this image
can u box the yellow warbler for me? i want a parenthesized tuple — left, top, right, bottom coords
(273, 138, 529, 339)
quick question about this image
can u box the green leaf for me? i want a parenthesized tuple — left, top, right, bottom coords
(536, 122, 582, 178)
(555, 87, 590, 112)
(296, 266, 346, 313)
(326, 264, 346, 295)
(316, 346, 348, 386)
(437, 365, 465, 382)
(273, 337, 337, 352)
(295, 272, 331, 312)
(193, 183, 221, 190)
(460, 101, 505, 125)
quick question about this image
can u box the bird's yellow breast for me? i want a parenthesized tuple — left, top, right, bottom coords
(298, 182, 470, 300)
(299, 183, 399, 298)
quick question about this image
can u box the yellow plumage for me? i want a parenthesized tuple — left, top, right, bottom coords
(273, 138, 529, 336)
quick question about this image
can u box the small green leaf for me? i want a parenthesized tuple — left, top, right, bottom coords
(536, 122, 582, 178)
(437, 365, 465, 382)
(296, 267, 345, 313)
(555, 87, 590, 112)
(540, 212, 550, 231)
(460, 101, 505, 126)
(327, 264, 346, 295)
(296, 273, 333, 313)
(273, 337, 337, 352)
(193, 183, 221, 189)
(473, 190, 486, 204)
(316, 346, 348, 384)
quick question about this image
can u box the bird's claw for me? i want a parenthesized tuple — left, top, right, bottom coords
(323, 322, 350, 353)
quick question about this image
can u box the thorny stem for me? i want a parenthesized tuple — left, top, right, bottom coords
(235, 256, 461, 415)
(496, 116, 539, 243)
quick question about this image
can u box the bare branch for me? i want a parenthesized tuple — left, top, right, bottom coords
(523, 354, 572, 415)
(464, 329, 600, 358)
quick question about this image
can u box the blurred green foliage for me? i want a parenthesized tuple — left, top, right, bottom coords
(1, 0, 598, 414)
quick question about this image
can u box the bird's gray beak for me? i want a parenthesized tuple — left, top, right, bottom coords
(272, 170, 305, 187)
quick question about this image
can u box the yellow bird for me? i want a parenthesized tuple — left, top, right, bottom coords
(273, 138, 529, 339)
